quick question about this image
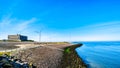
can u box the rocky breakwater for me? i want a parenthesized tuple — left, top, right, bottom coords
(0, 54, 35, 68)
(59, 44, 87, 68)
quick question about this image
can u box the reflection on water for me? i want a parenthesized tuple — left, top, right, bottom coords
(76, 41, 120, 68)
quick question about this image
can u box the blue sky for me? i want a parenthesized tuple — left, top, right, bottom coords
(0, 0, 120, 41)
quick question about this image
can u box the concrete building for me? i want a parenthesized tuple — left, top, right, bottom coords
(8, 34, 28, 41)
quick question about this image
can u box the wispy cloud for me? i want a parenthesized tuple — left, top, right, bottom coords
(0, 15, 14, 28)
(87, 21, 120, 33)
(69, 21, 120, 41)
(0, 15, 120, 41)
(87, 21, 120, 28)
(71, 21, 120, 33)
(0, 15, 37, 39)
(15, 18, 37, 31)
(0, 16, 37, 31)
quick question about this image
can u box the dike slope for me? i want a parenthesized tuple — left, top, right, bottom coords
(59, 44, 87, 68)
(12, 44, 86, 68)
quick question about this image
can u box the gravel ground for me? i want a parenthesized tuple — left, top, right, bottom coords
(14, 44, 68, 68)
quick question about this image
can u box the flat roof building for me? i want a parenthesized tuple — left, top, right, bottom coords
(8, 34, 28, 41)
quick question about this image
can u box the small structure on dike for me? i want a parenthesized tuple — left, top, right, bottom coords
(8, 34, 28, 41)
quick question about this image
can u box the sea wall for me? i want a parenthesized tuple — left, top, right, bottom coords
(59, 44, 87, 68)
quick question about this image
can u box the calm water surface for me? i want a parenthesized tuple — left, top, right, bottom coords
(75, 41, 120, 68)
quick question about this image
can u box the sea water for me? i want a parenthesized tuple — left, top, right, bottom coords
(75, 41, 120, 68)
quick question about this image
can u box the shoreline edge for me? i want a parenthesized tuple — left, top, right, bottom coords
(59, 43, 87, 68)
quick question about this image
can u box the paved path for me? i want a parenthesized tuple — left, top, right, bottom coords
(0, 44, 41, 52)
(0, 44, 64, 52)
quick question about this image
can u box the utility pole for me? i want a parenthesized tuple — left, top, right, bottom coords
(69, 32, 72, 43)
(35, 30, 42, 43)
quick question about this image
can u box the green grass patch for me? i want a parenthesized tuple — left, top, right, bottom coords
(0, 52, 11, 56)
(65, 48, 71, 54)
